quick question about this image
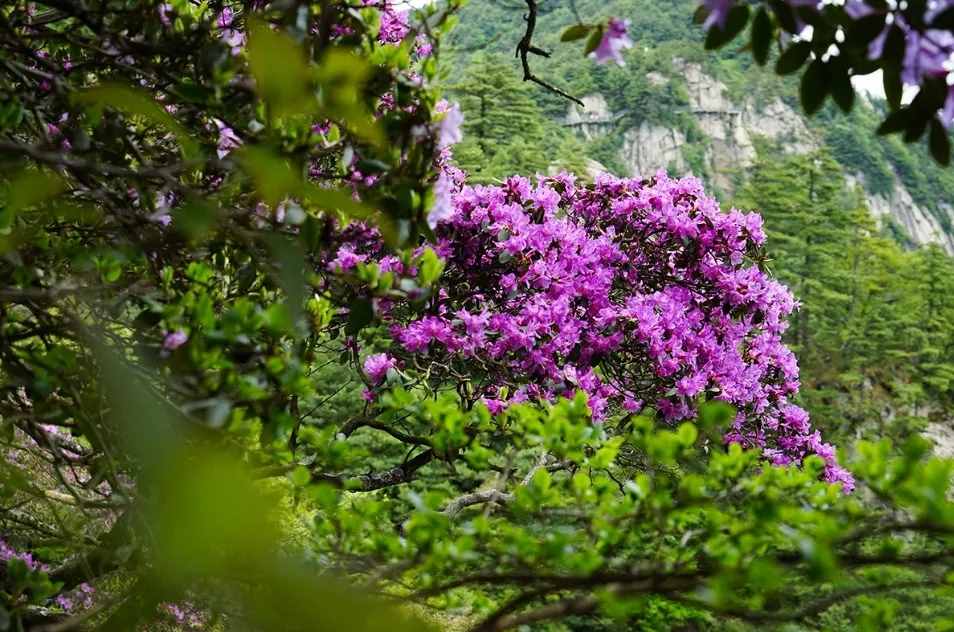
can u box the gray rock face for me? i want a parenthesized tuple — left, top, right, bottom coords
(564, 94, 621, 141)
(925, 422, 954, 459)
(619, 124, 687, 177)
(847, 173, 954, 254)
(563, 61, 953, 254)
(564, 62, 815, 192)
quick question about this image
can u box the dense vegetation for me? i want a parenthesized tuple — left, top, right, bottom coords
(1, 2, 954, 632)
(447, 0, 954, 229)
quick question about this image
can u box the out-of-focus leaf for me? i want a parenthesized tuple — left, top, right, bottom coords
(830, 66, 855, 113)
(73, 84, 199, 157)
(346, 297, 374, 335)
(90, 337, 432, 632)
(693, 5, 709, 25)
(239, 145, 301, 206)
(930, 118, 952, 166)
(561, 24, 591, 42)
(699, 401, 735, 432)
(800, 59, 829, 115)
(301, 182, 373, 219)
(751, 8, 773, 66)
(248, 20, 316, 117)
(775, 41, 811, 75)
(0, 169, 65, 233)
(316, 49, 382, 146)
(173, 199, 220, 241)
(265, 233, 307, 333)
(768, 0, 798, 33)
(705, 5, 750, 50)
(877, 107, 912, 135)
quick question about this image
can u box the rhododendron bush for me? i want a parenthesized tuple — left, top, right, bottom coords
(2, 1, 954, 631)
(334, 171, 853, 489)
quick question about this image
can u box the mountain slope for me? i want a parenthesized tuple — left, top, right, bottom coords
(446, 0, 954, 253)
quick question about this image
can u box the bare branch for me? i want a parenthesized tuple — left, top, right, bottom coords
(514, 0, 584, 107)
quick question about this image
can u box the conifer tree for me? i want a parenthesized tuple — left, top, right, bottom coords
(450, 54, 553, 180)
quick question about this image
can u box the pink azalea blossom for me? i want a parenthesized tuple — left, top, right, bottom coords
(363, 353, 396, 384)
(213, 118, 242, 159)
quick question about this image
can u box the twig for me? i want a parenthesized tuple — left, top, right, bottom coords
(514, 0, 584, 107)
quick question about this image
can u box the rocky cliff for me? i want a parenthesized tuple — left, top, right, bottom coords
(564, 61, 954, 255)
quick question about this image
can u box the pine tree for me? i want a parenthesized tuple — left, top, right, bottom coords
(732, 149, 937, 441)
(450, 54, 553, 181)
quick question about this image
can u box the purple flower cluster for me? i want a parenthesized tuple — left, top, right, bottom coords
(217, 7, 246, 55)
(363, 352, 397, 384)
(163, 329, 188, 351)
(591, 18, 633, 66)
(371, 0, 410, 44)
(330, 170, 852, 490)
(160, 601, 208, 629)
(55, 583, 95, 613)
(0, 538, 44, 571)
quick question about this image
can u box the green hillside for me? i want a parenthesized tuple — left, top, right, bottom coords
(446, 0, 954, 236)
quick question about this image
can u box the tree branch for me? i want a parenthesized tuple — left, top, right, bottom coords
(514, 0, 583, 106)
(312, 449, 436, 491)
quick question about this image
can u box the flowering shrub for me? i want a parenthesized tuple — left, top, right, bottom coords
(333, 170, 852, 489)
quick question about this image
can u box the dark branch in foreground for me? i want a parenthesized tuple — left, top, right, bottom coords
(254, 449, 435, 491)
(515, 0, 584, 107)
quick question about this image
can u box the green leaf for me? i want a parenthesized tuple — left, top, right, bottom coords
(584, 26, 604, 55)
(847, 14, 890, 48)
(346, 298, 374, 335)
(248, 19, 315, 117)
(6, 558, 28, 585)
(677, 422, 698, 447)
(800, 60, 829, 116)
(417, 247, 444, 287)
(768, 0, 798, 33)
(693, 4, 708, 25)
(775, 41, 811, 75)
(173, 199, 220, 241)
(0, 99, 24, 131)
(316, 49, 382, 146)
(705, 5, 750, 50)
(877, 108, 912, 135)
(561, 24, 591, 42)
(0, 169, 65, 233)
(73, 84, 199, 158)
(883, 65, 903, 110)
(830, 66, 855, 113)
(239, 145, 301, 206)
(290, 466, 311, 487)
(751, 8, 774, 66)
(699, 401, 735, 431)
(929, 118, 951, 166)
(301, 183, 374, 220)
(265, 234, 307, 333)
